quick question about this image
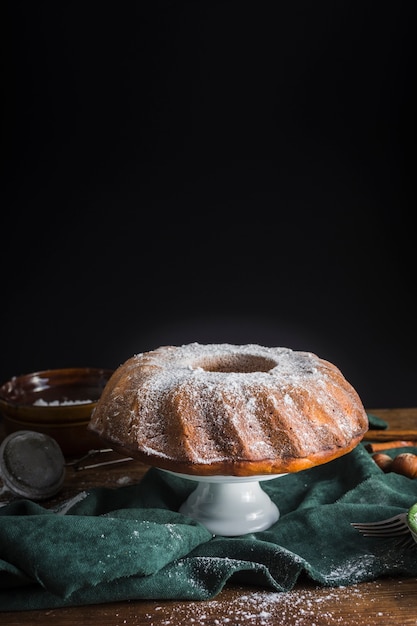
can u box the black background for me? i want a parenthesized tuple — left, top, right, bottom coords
(1, 1, 416, 409)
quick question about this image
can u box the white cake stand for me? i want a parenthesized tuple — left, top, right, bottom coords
(162, 470, 287, 536)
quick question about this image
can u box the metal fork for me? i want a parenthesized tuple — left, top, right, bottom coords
(351, 510, 416, 548)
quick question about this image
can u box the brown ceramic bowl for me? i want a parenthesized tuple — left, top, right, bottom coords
(0, 367, 113, 457)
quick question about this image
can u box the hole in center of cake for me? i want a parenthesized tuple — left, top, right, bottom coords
(193, 354, 277, 374)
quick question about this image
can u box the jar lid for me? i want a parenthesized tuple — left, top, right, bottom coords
(0, 430, 65, 500)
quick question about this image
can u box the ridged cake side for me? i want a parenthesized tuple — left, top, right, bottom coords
(88, 343, 369, 476)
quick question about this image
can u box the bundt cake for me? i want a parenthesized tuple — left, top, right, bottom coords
(88, 343, 369, 476)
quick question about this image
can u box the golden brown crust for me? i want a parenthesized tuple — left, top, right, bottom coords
(89, 343, 369, 477)
(98, 432, 366, 476)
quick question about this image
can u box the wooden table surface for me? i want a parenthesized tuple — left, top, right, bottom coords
(1, 407, 417, 625)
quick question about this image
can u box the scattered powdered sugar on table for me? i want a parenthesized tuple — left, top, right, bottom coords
(117, 475, 134, 486)
(142, 583, 391, 626)
(322, 554, 378, 585)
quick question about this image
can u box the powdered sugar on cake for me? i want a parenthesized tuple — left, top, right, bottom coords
(88, 343, 368, 476)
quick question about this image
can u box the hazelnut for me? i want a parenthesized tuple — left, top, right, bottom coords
(372, 453, 393, 472)
(390, 453, 417, 479)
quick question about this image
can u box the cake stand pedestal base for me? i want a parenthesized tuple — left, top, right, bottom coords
(165, 472, 286, 536)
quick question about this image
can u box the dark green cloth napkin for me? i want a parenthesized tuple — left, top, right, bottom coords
(367, 413, 389, 430)
(0, 416, 416, 611)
